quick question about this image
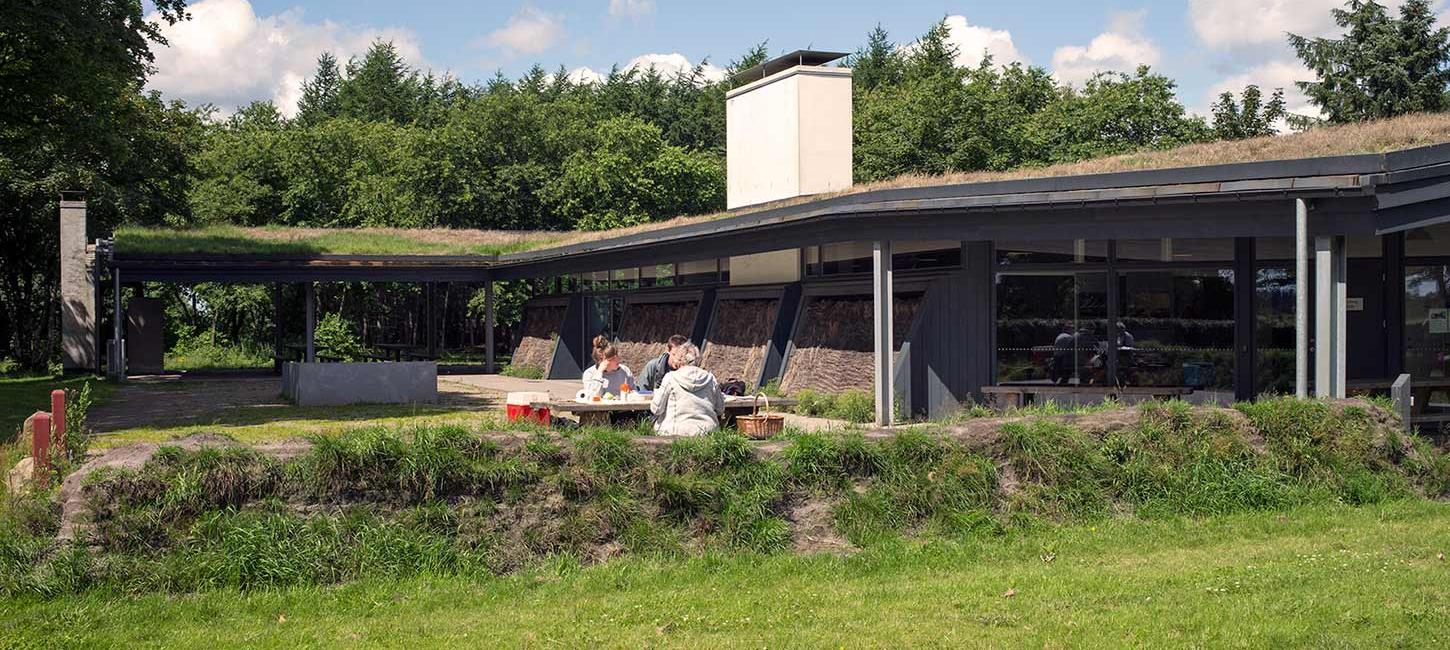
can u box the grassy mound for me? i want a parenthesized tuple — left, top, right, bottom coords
(2, 399, 1446, 597)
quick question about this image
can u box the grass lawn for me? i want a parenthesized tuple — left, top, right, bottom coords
(0, 375, 111, 442)
(3, 500, 1445, 648)
(94, 403, 514, 447)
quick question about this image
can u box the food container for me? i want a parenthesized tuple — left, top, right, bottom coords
(505, 391, 552, 425)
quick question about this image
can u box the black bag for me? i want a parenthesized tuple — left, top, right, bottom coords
(720, 378, 747, 396)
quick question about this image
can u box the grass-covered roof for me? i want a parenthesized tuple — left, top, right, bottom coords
(114, 113, 1450, 258)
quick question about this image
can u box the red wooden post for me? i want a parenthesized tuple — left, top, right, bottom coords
(31, 411, 51, 482)
(50, 389, 66, 458)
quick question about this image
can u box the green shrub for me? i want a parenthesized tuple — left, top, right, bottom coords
(501, 364, 545, 379)
(794, 389, 830, 417)
(166, 326, 271, 370)
(829, 390, 875, 423)
(312, 312, 363, 361)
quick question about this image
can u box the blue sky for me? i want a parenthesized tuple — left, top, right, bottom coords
(144, 1, 1450, 119)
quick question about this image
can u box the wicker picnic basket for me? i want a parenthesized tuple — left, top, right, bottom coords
(736, 393, 785, 440)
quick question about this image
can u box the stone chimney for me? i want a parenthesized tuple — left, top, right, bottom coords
(726, 50, 852, 210)
(723, 51, 851, 285)
(59, 192, 96, 372)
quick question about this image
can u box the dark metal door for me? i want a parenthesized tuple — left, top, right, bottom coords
(1347, 259, 1386, 379)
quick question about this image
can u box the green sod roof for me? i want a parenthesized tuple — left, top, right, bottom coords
(113, 112, 1450, 258)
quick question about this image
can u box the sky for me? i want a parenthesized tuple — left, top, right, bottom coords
(143, 0, 1450, 120)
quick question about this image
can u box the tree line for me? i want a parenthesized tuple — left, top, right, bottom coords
(2, 0, 1447, 369)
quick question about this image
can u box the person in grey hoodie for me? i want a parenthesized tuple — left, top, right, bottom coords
(649, 342, 725, 436)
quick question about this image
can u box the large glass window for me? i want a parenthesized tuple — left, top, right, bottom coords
(996, 272, 1108, 385)
(678, 259, 720, 285)
(611, 268, 639, 290)
(894, 240, 962, 271)
(1118, 269, 1235, 394)
(1255, 267, 1298, 395)
(1406, 223, 1450, 257)
(1406, 265, 1450, 379)
(584, 271, 610, 292)
(1117, 238, 1234, 263)
(805, 242, 873, 275)
(997, 240, 1107, 268)
(640, 263, 674, 288)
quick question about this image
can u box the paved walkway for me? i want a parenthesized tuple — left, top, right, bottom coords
(87, 372, 847, 433)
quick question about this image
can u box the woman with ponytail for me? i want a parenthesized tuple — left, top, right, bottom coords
(581, 334, 635, 399)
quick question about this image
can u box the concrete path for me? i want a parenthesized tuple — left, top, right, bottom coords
(443, 374, 582, 400)
(87, 372, 849, 434)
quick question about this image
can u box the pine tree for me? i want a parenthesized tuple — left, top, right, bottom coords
(336, 41, 422, 124)
(1395, 0, 1450, 114)
(1290, 0, 1450, 123)
(904, 19, 960, 82)
(296, 52, 342, 125)
(849, 25, 902, 92)
(1211, 85, 1287, 139)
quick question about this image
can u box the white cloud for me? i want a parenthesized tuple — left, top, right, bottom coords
(1188, 0, 1344, 50)
(900, 15, 1024, 68)
(1051, 10, 1160, 86)
(145, 0, 426, 118)
(482, 6, 565, 55)
(624, 53, 726, 82)
(608, 0, 656, 19)
(567, 66, 605, 85)
(559, 54, 723, 86)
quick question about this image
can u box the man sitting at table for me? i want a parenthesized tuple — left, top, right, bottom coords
(650, 342, 725, 436)
(639, 334, 689, 391)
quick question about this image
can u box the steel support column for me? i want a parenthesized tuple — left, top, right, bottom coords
(872, 240, 894, 427)
(109, 268, 124, 380)
(1315, 235, 1347, 398)
(304, 282, 316, 363)
(484, 281, 497, 374)
(1295, 199, 1309, 399)
(272, 284, 284, 373)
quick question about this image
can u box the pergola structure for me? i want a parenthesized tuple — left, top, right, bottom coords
(89, 140, 1450, 425)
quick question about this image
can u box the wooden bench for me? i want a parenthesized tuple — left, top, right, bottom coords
(536, 397, 798, 428)
(980, 384, 1194, 409)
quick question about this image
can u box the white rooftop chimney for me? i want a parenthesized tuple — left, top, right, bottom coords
(726, 51, 852, 210)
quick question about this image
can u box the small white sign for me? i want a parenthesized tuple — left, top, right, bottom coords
(1346, 297, 1364, 312)
(1431, 308, 1450, 334)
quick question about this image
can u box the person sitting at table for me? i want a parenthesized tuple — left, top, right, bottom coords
(639, 334, 689, 391)
(650, 342, 726, 436)
(582, 335, 636, 399)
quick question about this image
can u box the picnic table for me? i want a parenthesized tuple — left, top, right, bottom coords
(534, 395, 798, 428)
(1348, 377, 1450, 432)
(980, 383, 1194, 409)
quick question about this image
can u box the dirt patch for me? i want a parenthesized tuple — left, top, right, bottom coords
(615, 301, 699, 373)
(788, 497, 853, 554)
(511, 305, 567, 374)
(780, 294, 923, 394)
(700, 298, 778, 387)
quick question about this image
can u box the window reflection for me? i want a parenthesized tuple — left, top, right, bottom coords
(996, 272, 1108, 385)
(1255, 267, 1298, 395)
(1118, 269, 1235, 395)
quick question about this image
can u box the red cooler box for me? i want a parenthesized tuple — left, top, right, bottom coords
(506, 391, 552, 425)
